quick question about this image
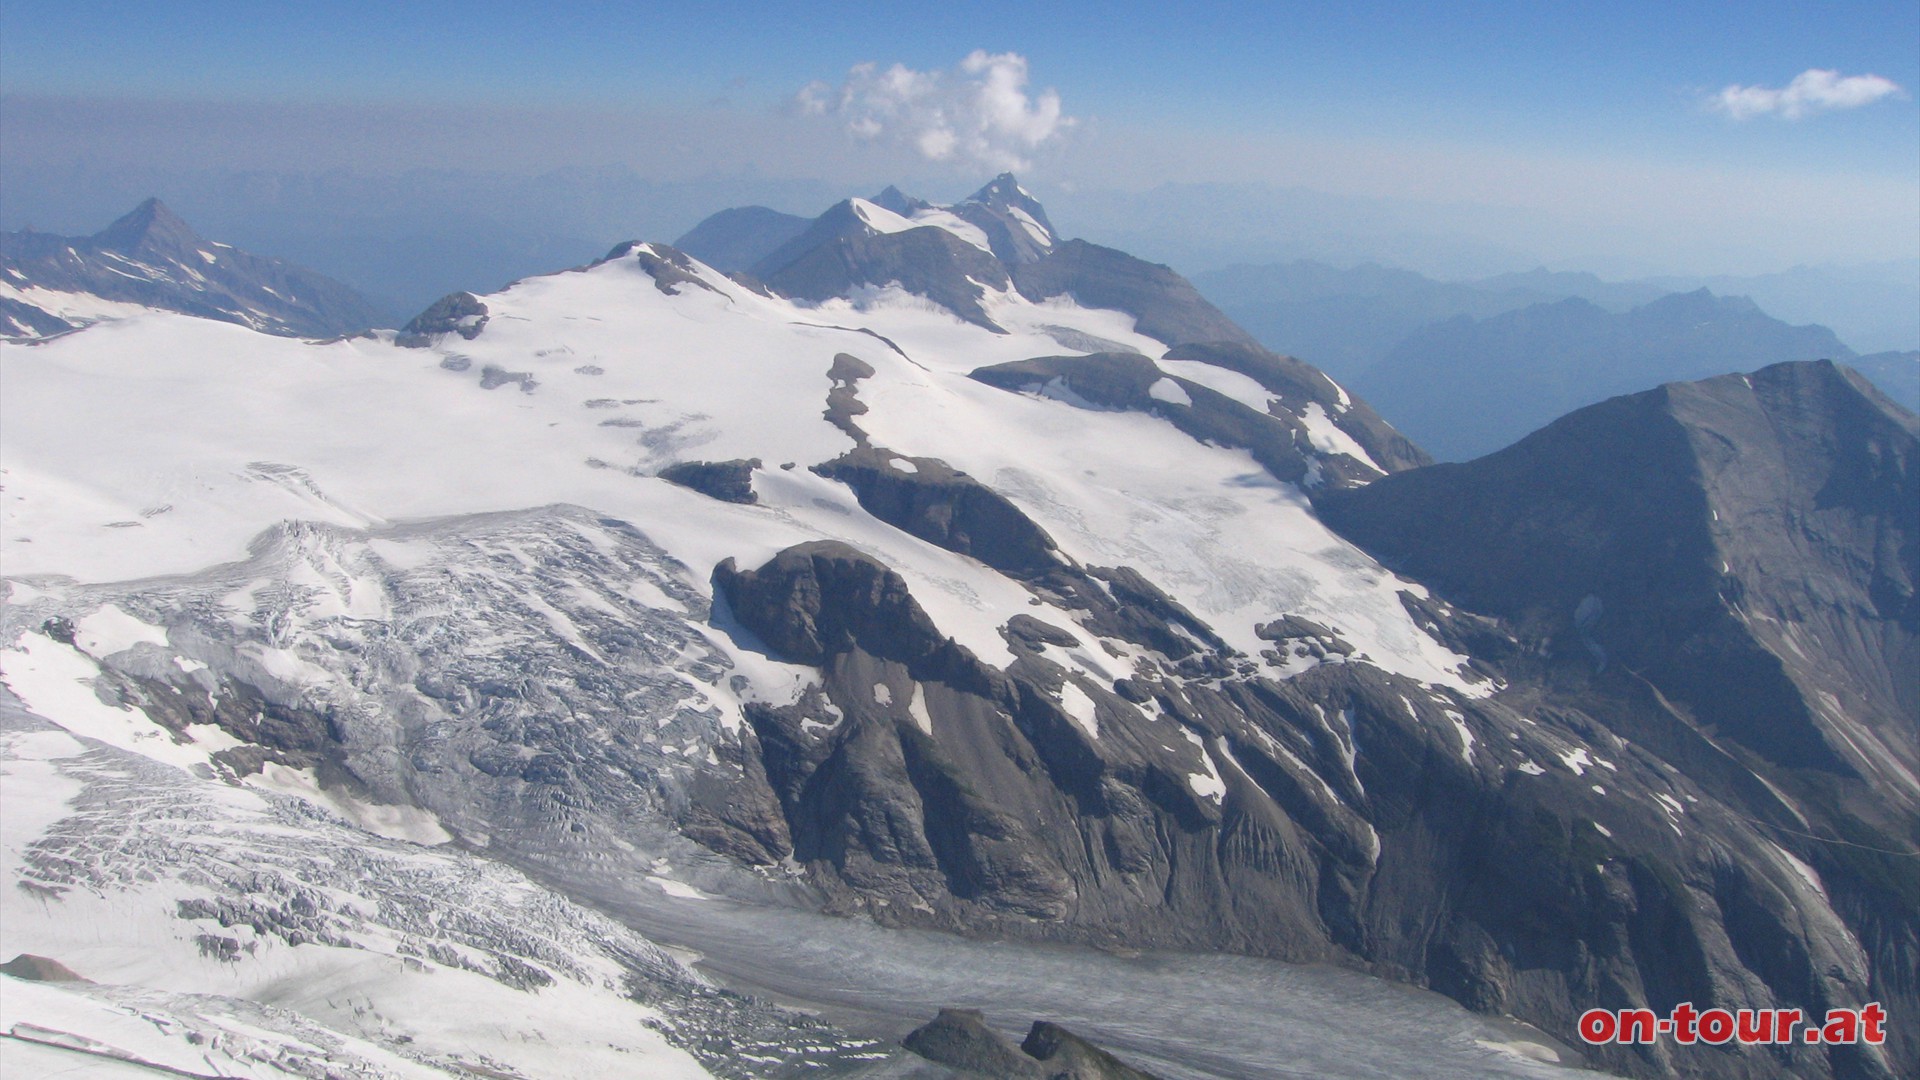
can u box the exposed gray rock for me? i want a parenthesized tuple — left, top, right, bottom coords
(1318, 359, 1919, 1076)
(1164, 341, 1430, 472)
(398, 291, 488, 346)
(812, 449, 1060, 576)
(659, 458, 761, 504)
(900, 1008, 1164, 1079)
(950, 173, 1058, 266)
(597, 241, 723, 296)
(902, 1009, 1049, 1078)
(824, 352, 877, 447)
(0, 954, 89, 983)
(1022, 1021, 1161, 1079)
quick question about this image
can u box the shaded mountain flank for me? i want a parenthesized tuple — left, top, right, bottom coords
(1318, 359, 1918, 1077)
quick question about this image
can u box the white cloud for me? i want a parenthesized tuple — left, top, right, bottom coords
(796, 50, 1073, 172)
(1711, 68, 1903, 120)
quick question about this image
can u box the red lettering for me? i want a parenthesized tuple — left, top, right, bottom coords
(1617, 1009, 1657, 1044)
(1697, 1009, 1734, 1044)
(1670, 1002, 1699, 1044)
(1861, 1002, 1886, 1045)
(1577, 1009, 1616, 1044)
(1776, 1007, 1803, 1042)
(1822, 1009, 1860, 1044)
(1735, 1008, 1772, 1042)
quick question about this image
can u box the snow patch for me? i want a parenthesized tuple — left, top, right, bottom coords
(1147, 378, 1192, 406)
(73, 605, 170, 656)
(1058, 680, 1100, 740)
(250, 762, 453, 846)
(908, 682, 934, 736)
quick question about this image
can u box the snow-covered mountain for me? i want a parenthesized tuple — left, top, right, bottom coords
(3, 178, 1913, 1080)
(1, 199, 382, 339)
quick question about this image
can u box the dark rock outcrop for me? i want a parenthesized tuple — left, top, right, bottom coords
(1318, 360, 1920, 1077)
(398, 291, 488, 346)
(595, 241, 722, 296)
(1022, 1021, 1160, 1080)
(950, 173, 1058, 266)
(0, 954, 88, 982)
(812, 449, 1059, 576)
(902, 1009, 1049, 1078)
(1317, 360, 1918, 802)
(901, 1008, 1162, 1079)
(659, 459, 760, 504)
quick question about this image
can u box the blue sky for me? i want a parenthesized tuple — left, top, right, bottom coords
(2, 1, 1915, 286)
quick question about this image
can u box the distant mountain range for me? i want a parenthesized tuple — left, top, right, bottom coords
(0, 198, 382, 338)
(1190, 261, 1670, 381)
(1193, 259, 1913, 460)
(1363, 289, 1862, 461)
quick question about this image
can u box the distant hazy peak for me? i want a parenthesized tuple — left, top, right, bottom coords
(92, 196, 202, 255)
(0, 198, 382, 338)
(867, 185, 931, 217)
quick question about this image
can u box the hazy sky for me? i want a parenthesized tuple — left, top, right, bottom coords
(2, 1, 1915, 292)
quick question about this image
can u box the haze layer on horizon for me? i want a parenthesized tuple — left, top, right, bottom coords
(3, 0, 1914, 314)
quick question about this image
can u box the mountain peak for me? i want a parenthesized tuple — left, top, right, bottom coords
(966, 172, 1028, 203)
(950, 174, 1056, 264)
(867, 185, 929, 217)
(92, 197, 202, 254)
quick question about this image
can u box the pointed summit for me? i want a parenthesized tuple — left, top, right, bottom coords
(92, 197, 202, 255)
(951, 174, 1055, 264)
(965, 172, 1029, 205)
(868, 185, 930, 217)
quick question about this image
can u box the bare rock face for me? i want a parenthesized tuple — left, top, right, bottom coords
(0, 954, 89, 983)
(397, 291, 488, 346)
(1022, 1021, 1161, 1080)
(1316, 361, 1918, 804)
(901, 1008, 1162, 1079)
(659, 458, 760, 504)
(902, 1009, 1051, 1078)
(812, 449, 1060, 576)
(1318, 359, 1920, 1077)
